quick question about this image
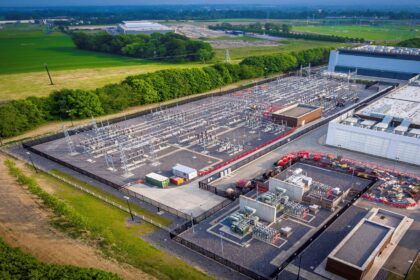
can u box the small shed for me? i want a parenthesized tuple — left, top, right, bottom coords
(172, 164, 198, 180)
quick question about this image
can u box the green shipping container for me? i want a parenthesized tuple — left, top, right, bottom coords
(145, 173, 169, 188)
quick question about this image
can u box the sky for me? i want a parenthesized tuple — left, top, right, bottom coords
(0, 0, 419, 8)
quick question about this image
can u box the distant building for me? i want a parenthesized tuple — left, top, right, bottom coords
(326, 84, 420, 166)
(328, 45, 420, 80)
(116, 21, 173, 35)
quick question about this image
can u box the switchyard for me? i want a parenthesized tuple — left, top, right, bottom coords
(31, 75, 373, 188)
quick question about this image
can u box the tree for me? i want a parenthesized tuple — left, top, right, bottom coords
(70, 31, 215, 62)
(96, 84, 132, 113)
(0, 103, 28, 137)
(50, 89, 103, 119)
(281, 24, 292, 33)
(131, 79, 160, 104)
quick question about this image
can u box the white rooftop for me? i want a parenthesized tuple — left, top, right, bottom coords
(146, 172, 168, 181)
(173, 164, 197, 174)
(351, 45, 420, 56)
(358, 86, 420, 125)
(119, 21, 172, 32)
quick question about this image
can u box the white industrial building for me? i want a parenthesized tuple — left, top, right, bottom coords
(328, 45, 420, 80)
(326, 85, 420, 165)
(116, 21, 173, 35)
(268, 168, 312, 202)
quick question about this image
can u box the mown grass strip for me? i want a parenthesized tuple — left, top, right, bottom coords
(50, 168, 171, 226)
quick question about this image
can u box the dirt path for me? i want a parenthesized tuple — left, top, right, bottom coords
(0, 155, 154, 280)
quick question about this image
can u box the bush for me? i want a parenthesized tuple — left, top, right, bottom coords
(50, 89, 104, 119)
(396, 38, 420, 48)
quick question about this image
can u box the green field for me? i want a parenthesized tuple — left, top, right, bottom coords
(293, 24, 419, 42)
(214, 39, 345, 61)
(0, 24, 155, 74)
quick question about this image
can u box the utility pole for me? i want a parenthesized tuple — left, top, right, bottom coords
(220, 232, 224, 257)
(26, 151, 38, 173)
(296, 254, 302, 280)
(124, 196, 134, 221)
(224, 49, 231, 64)
(44, 63, 54, 85)
(191, 213, 195, 233)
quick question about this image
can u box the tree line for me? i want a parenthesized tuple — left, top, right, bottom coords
(2, 6, 419, 22)
(0, 48, 331, 139)
(0, 237, 120, 279)
(209, 22, 365, 43)
(71, 32, 215, 62)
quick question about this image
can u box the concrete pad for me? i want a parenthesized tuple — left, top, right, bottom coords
(126, 181, 226, 217)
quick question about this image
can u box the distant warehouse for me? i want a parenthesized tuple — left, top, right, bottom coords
(116, 21, 174, 35)
(327, 45, 420, 80)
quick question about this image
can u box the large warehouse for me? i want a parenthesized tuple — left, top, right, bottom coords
(326, 85, 420, 165)
(327, 45, 420, 80)
(116, 21, 173, 35)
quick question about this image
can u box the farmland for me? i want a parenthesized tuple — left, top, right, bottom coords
(213, 39, 345, 61)
(0, 24, 206, 100)
(292, 24, 419, 42)
(0, 25, 144, 74)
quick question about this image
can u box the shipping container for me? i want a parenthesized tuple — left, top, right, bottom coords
(145, 173, 169, 188)
(170, 176, 184, 186)
(172, 164, 198, 180)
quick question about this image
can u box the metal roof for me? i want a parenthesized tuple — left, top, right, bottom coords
(146, 172, 169, 181)
(173, 164, 197, 174)
(119, 21, 173, 31)
(348, 45, 420, 57)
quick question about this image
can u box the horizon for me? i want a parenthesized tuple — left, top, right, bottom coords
(0, 1, 419, 9)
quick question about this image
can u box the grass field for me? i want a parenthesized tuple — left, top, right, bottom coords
(214, 39, 346, 61)
(16, 162, 211, 280)
(292, 24, 419, 42)
(0, 63, 204, 100)
(0, 24, 151, 74)
(0, 24, 208, 100)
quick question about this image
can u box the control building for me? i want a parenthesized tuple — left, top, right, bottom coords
(326, 85, 420, 166)
(327, 45, 420, 80)
(271, 103, 322, 127)
(326, 208, 412, 280)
